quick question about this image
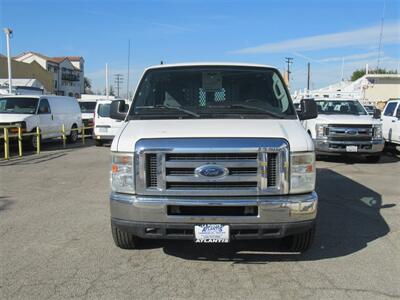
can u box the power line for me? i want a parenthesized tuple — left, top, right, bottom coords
(114, 74, 123, 98)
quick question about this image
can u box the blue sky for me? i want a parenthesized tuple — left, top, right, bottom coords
(1, 0, 399, 96)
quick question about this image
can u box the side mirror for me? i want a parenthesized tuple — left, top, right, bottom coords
(298, 99, 318, 120)
(373, 108, 381, 119)
(110, 100, 127, 120)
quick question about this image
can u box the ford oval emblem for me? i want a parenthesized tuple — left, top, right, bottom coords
(195, 164, 229, 178)
(346, 129, 358, 135)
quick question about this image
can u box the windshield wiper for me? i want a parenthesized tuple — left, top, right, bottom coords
(135, 105, 200, 118)
(222, 104, 285, 119)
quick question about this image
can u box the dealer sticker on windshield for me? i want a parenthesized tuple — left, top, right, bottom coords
(194, 224, 229, 243)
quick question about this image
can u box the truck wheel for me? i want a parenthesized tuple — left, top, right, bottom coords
(25, 129, 41, 150)
(285, 224, 315, 253)
(111, 221, 139, 249)
(67, 125, 78, 143)
(366, 155, 380, 163)
(95, 139, 103, 146)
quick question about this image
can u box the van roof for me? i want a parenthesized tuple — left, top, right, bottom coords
(0, 94, 75, 100)
(145, 62, 277, 72)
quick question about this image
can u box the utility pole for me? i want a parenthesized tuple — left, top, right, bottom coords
(105, 63, 109, 98)
(3, 28, 13, 94)
(340, 57, 345, 82)
(126, 39, 131, 99)
(377, 0, 386, 69)
(114, 74, 123, 98)
(285, 57, 293, 85)
(307, 62, 311, 92)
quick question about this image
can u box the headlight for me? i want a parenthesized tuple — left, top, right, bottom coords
(10, 121, 26, 133)
(111, 153, 135, 194)
(315, 124, 328, 138)
(372, 124, 382, 140)
(290, 152, 315, 194)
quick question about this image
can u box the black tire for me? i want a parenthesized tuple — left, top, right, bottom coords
(285, 224, 315, 253)
(366, 155, 381, 163)
(95, 139, 103, 147)
(111, 221, 139, 249)
(67, 125, 78, 143)
(25, 129, 41, 150)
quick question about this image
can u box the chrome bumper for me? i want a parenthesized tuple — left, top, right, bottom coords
(314, 139, 384, 154)
(110, 191, 318, 224)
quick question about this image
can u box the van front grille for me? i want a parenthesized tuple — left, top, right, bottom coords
(136, 138, 289, 196)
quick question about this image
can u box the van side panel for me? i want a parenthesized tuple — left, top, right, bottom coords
(47, 96, 82, 135)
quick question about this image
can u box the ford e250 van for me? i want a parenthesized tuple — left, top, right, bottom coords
(108, 63, 318, 252)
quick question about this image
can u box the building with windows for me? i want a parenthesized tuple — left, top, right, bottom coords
(14, 52, 85, 97)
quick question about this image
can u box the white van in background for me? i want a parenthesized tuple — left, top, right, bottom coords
(78, 99, 97, 133)
(93, 99, 128, 146)
(0, 95, 82, 149)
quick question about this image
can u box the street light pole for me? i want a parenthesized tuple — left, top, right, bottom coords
(4, 28, 13, 94)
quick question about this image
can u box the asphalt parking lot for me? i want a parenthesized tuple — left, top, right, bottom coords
(1, 143, 399, 299)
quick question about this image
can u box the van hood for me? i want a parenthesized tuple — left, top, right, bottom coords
(112, 119, 313, 152)
(316, 114, 379, 125)
(0, 114, 33, 123)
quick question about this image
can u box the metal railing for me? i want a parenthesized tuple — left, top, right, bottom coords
(0, 124, 94, 160)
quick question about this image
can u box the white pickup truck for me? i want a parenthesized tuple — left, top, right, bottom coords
(382, 99, 400, 148)
(302, 98, 384, 162)
(108, 63, 319, 252)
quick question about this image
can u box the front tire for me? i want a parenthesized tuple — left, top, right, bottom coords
(67, 125, 78, 143)
(25, 129, 41, 150)
(111, 221, 139, 249)
(285, 224, 315, 253)
(95, 139, 103, 147)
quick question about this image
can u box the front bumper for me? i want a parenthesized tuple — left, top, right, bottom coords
(110, 191, 318, 239)
(314, 139, 384, 154)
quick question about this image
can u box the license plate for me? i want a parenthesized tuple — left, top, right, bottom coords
(99, 127, 108, 133)
(346, 145, 358, 152)
(194, 224, 229, 243)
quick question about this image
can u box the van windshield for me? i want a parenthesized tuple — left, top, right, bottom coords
(129, 66, 296, 120)
(316, 100, 367, 116)
(0, 97, 39, 114)
(79, 102, 97, 113)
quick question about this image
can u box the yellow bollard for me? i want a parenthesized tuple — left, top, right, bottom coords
(36, 127, 41, 154)
(62, 124, 66, 148)
(18, 126, 23, 157)
(4, 128, 9, 160)
(82, 125, 85, 144)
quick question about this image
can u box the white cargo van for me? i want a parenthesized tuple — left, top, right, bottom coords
(93, 99, 128, 146)
(108, 63, 319, 252)
(0, 95, 82, 148)
(382, 99, 400, 146)
(78, 99, 97, 131)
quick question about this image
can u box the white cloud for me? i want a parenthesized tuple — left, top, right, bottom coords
(317, 51, 382, 63)
(232, 21, 400, 54)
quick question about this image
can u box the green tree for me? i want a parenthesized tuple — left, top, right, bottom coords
(84, 77, 93, 94)
(351, 68, 398, 81)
